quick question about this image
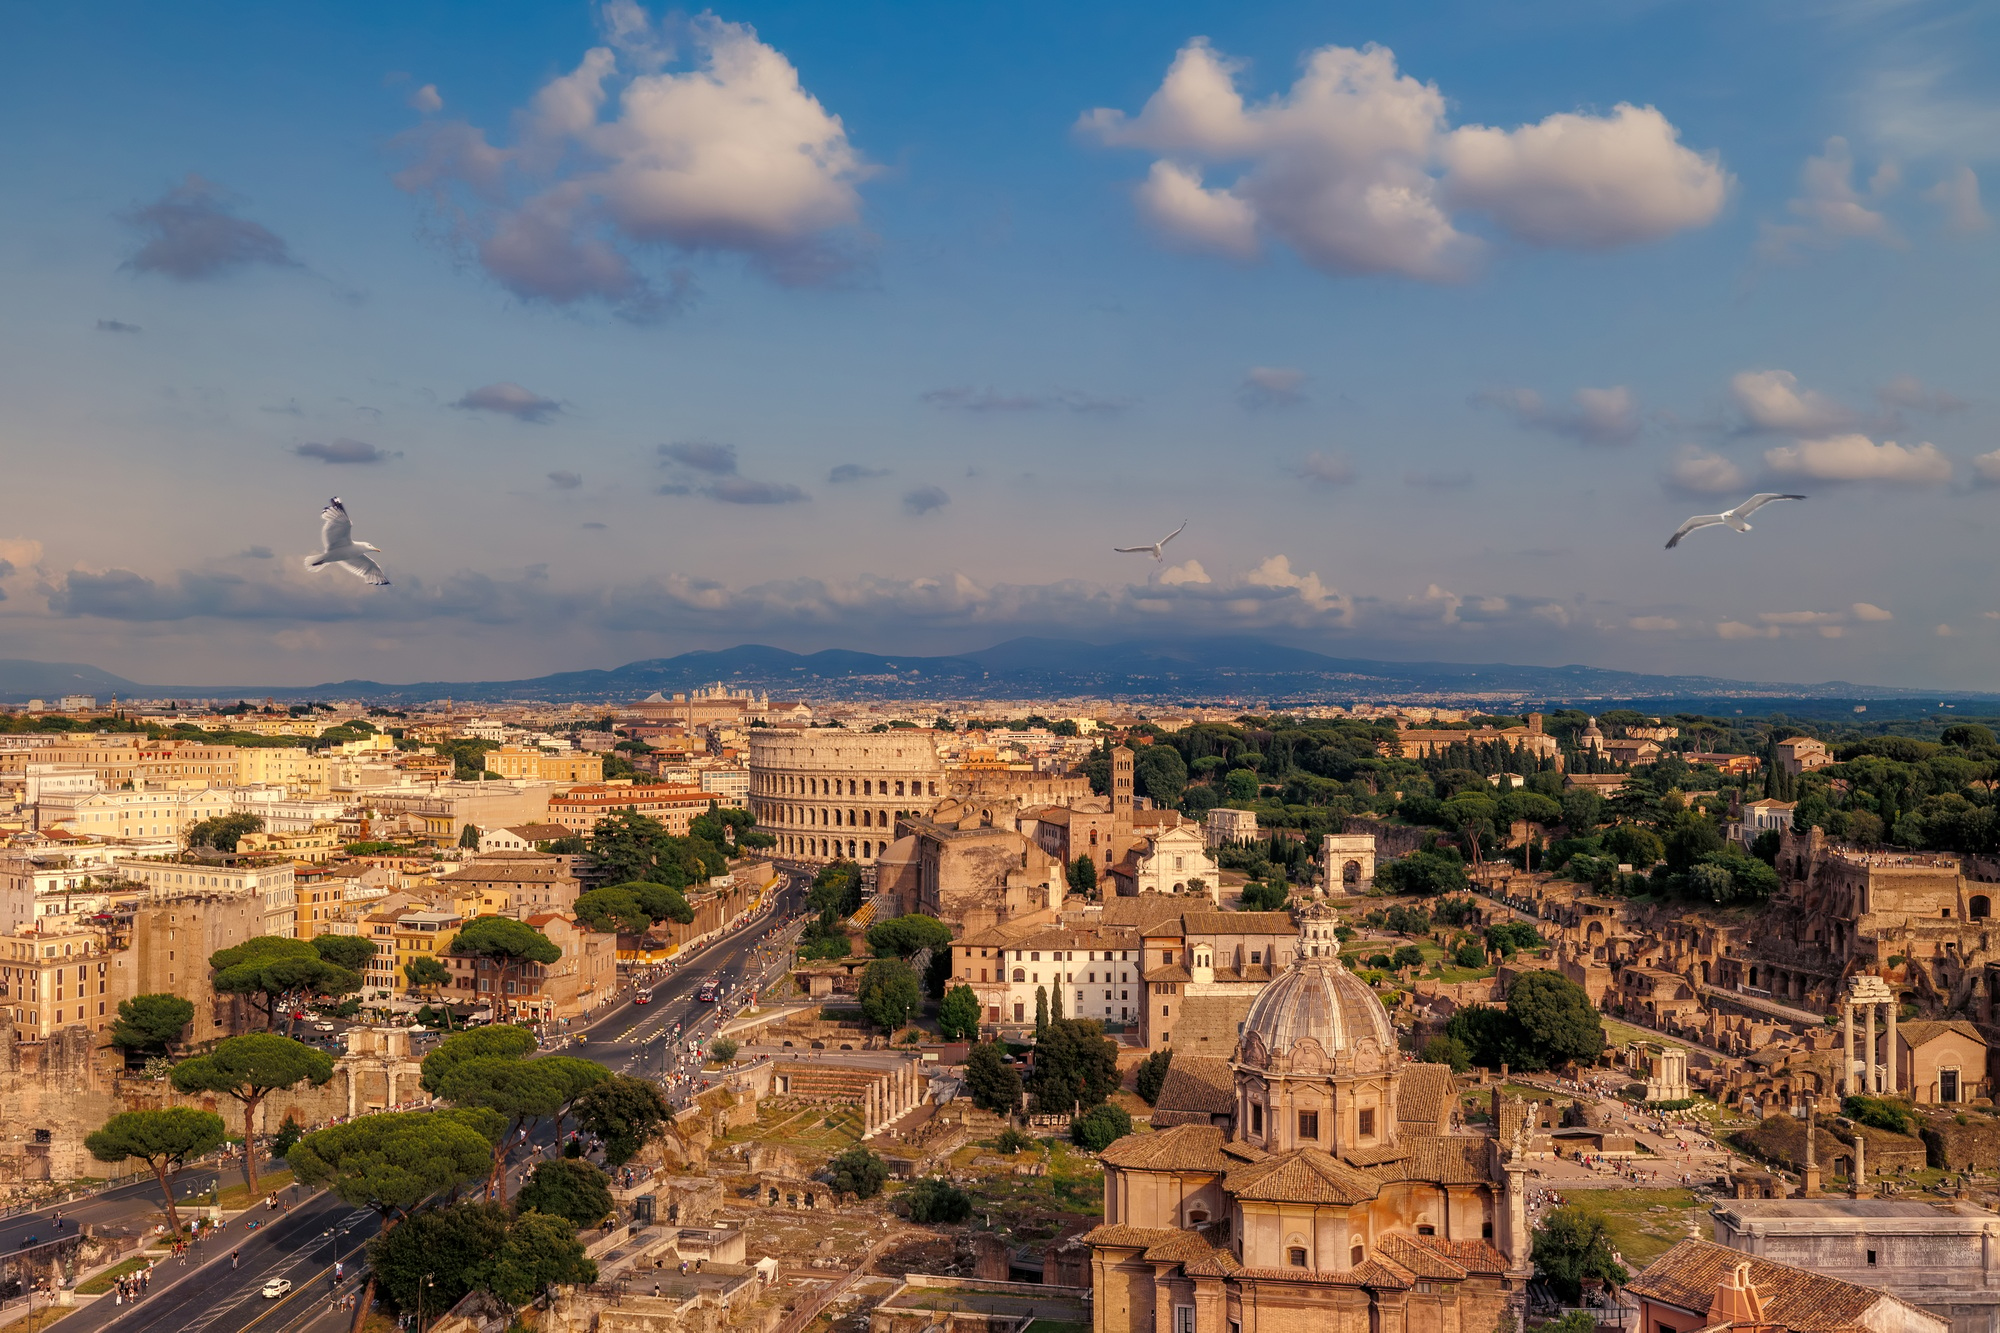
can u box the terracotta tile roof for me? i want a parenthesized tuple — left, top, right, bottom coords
(1339, 1142, 1412, 1167)
(1099, 1123, 1266, 1173)
(1226, 1149, 1382, 1205)
(1152, 1056, 1236, 1117)
(1169, 994, 1257, 1053)
(1402, 1235, 1509, 1275)
(1181, 911, 1296, 936)
(1898, 1019, 1985, 1048)
(1626, 1239, 1923, 1333)
(1183, 1250, 1243, 1277)
(1397, 1064, 1459, 1132)
(1375, 1235, 1466, 1279)
(1230, 1259, 1412, 1289)
(1083, 1224, 1187, 1251)
(1145, 964, 1193, 982)
(1098, 895, 1199, 932)
(1365, 1135, 1492, 1186)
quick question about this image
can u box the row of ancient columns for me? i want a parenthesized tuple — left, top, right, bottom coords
(1839, 975, 1898, 1096)
(862, 1060, 925, 1137)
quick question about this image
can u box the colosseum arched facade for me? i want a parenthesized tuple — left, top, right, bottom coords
(748, 729, 947, 864)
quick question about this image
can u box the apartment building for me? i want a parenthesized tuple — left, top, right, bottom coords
(362, 905, 462, 995)
(435, 850, 579, 919)
(114, 858, 298, 939)
(39, 786, 234, 840)
(952, 922, 1142, 1030)
(234, 747, 330, 795)
(484, 746, 603, 785)
(440, 912, 616, 1021)
(545, 782, 713, 837)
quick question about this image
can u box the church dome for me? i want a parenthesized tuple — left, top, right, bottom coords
(1236, 955, 1396, 1072)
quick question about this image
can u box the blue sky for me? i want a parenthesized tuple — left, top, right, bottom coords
(0, 0, 1996, 690)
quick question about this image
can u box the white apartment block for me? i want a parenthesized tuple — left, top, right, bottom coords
(114, 859, 297, 938)
(38, 786, 233, 840)
(700, 767, 750, 808)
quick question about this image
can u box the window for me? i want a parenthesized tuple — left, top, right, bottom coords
(1250, 951, 1262, 965)
(1174, 1309, 1195, 1333)
(1297, 1110, 1319, 1141)
(1416, 1225, 1435, 1236)
(1482, 1222, 1493, 1239)
(1867, 1249, 1877, 1266)
(1358, 1108, 1376, 1138)
(1251, 1103, 1263, 1135)
(1287, 1248, 1308, 1268)
(1350, 1245, 1364, 1266)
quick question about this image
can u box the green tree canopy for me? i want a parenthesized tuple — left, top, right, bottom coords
(86, 1107, 226, 1238)
(514, 1158, 614, 1230)
(1067, 855, 1097, 895)
(1028, 1018, 1120, 1114)
(1070, 1102, 1134, 1151)
(573, 1074, 672, 1167)
(450, 917, 561, 1017)
(963, 1040, 1022, 1113)
(311, 934, 379, 972)
(858, 957, 922, 1031)
(1532, 1205, 1628, 1302)
(807, 861, 865, 919)
(1375, 849, 1471, 896)
(187, 811, 265, 852)
(937, 984, 982, 1042)
(421, 1024, 538, 1093)
(1506, 970, 1604, 1068)
(1135, 1049, 1172, 1105)
(486, 1209, 597, 1306)
(1422, 1034, 1473, 1072)
(368, 1201, 509, 1321)
(904, 1177, 972, 1223)
(585, 811, 725, 890)
(109, 993, 195, 1053)
(210, 935, 361, 1031)
(458, 823, 482, 849)
(405, 955, 452, 993)
(827, 1147, 888, 1198)
(289, 1110, 499, 1328)
(171, 1033, 335, 1194)
(866, 913, 952, 959)
(572, 887, 651, 935)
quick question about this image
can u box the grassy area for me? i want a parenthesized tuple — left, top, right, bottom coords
(3, 1309, 75, 1332)
(76, 1258, 152, 1296)
(954, 1139, 1104, 1241)
(721, 1105, 864, 1154)
(211, 1169, 295, 1211)
(1602, 1017, 1690, 1052)
(1561, 1188, 1706, 1269)
(1427, 963, 1498, 984)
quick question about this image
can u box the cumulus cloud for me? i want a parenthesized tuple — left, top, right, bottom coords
(1758, 138, 1902, 260)
(1158, 560, 1209, 586)
(409, 83, 444, 114)
(1730, 369, 1855, 436)
(1296, 451, 1356, 488)
(1851, 602, 1893, 621)
(1238, 366, 1309, 409)
(393, 10, 870, 313)
(828, 463, 888, 483)
(1716, 621, 1778, 640)
(902, 486, 950, 515)
(1664, 446, 1746, 496)
(95, 319, 141, 334)
(1762, 433, 1952, 484)
(1877, 374, 1965, 414)
(121, 175, 298, 280)
(1240, 556, 1351, 619)
(454, 382, 562, 421)
(1972, 450, 2000, 487)
(1924, 167, 1990, 234)
(1077, 38, 1724, 280)
(920, 387, 1129, 414)
(292, 439, 396, 465)
(659, 440, 738, 474)
(1479, 385, 1640, 445)
(546, 470, 583, 490)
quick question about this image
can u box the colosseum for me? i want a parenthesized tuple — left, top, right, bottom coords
(747, 729, 947, 864)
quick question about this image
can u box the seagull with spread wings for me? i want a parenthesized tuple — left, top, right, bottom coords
(1114, 520, 1188, 562)
(306, 497, 391, 585)
(1665, 493, 1806, 550)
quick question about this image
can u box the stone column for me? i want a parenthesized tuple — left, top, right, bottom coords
(1885, 1001, 1899, 1097)
(1842, 1004, 1854, 1096)
(1864, 1003, 1879, 1094)
(1801, 1096, 1821, 1198)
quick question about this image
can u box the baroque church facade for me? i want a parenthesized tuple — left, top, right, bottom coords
(1087, 907, 1536, 1333)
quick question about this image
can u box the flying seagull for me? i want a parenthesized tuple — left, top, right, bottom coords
(1115, 520, 1188, 562)
(306, 497, 391, 585)
(1665, 493, 1806, 549)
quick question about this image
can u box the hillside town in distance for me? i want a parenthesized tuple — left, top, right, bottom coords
(0, 684, 1998, 1333)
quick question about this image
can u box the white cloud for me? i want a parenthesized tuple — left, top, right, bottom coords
(1628, 616, 1680, 632)
(1851, 602, 1894, 622)
(1295, 451, 1356, 488)
(1441, 103, 1729, 248)
(1924, 167, 1990, 234)
(1716, 621, 1779, 640)
(1158, 560, 1210, 586)
(1937, 623, 1957, 637)
(1078, 38, 1721, 281)
(394, 11, 869, 311)
(1664, 446, 1746, 496)
(1238, 366, 1309, 408)
(1758, 137, 1901, 260)
(1240, 556, 1350, 619)
(1974, 450, 2000, 487)
(1763, 433, 1952, 484)
(408, 84, 444, 114)
(1730, 369, 1855, 436)
(1480, 385, 1640, 446)
(1877, 373, 1966, 414)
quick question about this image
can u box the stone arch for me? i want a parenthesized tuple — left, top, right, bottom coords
(1973, 895, 1991, 921)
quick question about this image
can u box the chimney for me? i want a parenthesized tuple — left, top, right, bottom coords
(1707, 1261, 1769, 1328)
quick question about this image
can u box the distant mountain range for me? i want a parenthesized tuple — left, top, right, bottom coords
(3, 638, 1995, 715)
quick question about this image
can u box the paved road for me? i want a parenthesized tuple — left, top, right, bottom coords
(0, 1154, 291, 1258)
(88, 873, 805, 1331)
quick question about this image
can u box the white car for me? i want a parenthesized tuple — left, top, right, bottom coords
(261, 1278, 293, 1299)
(314, 1022, 336, 1032)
